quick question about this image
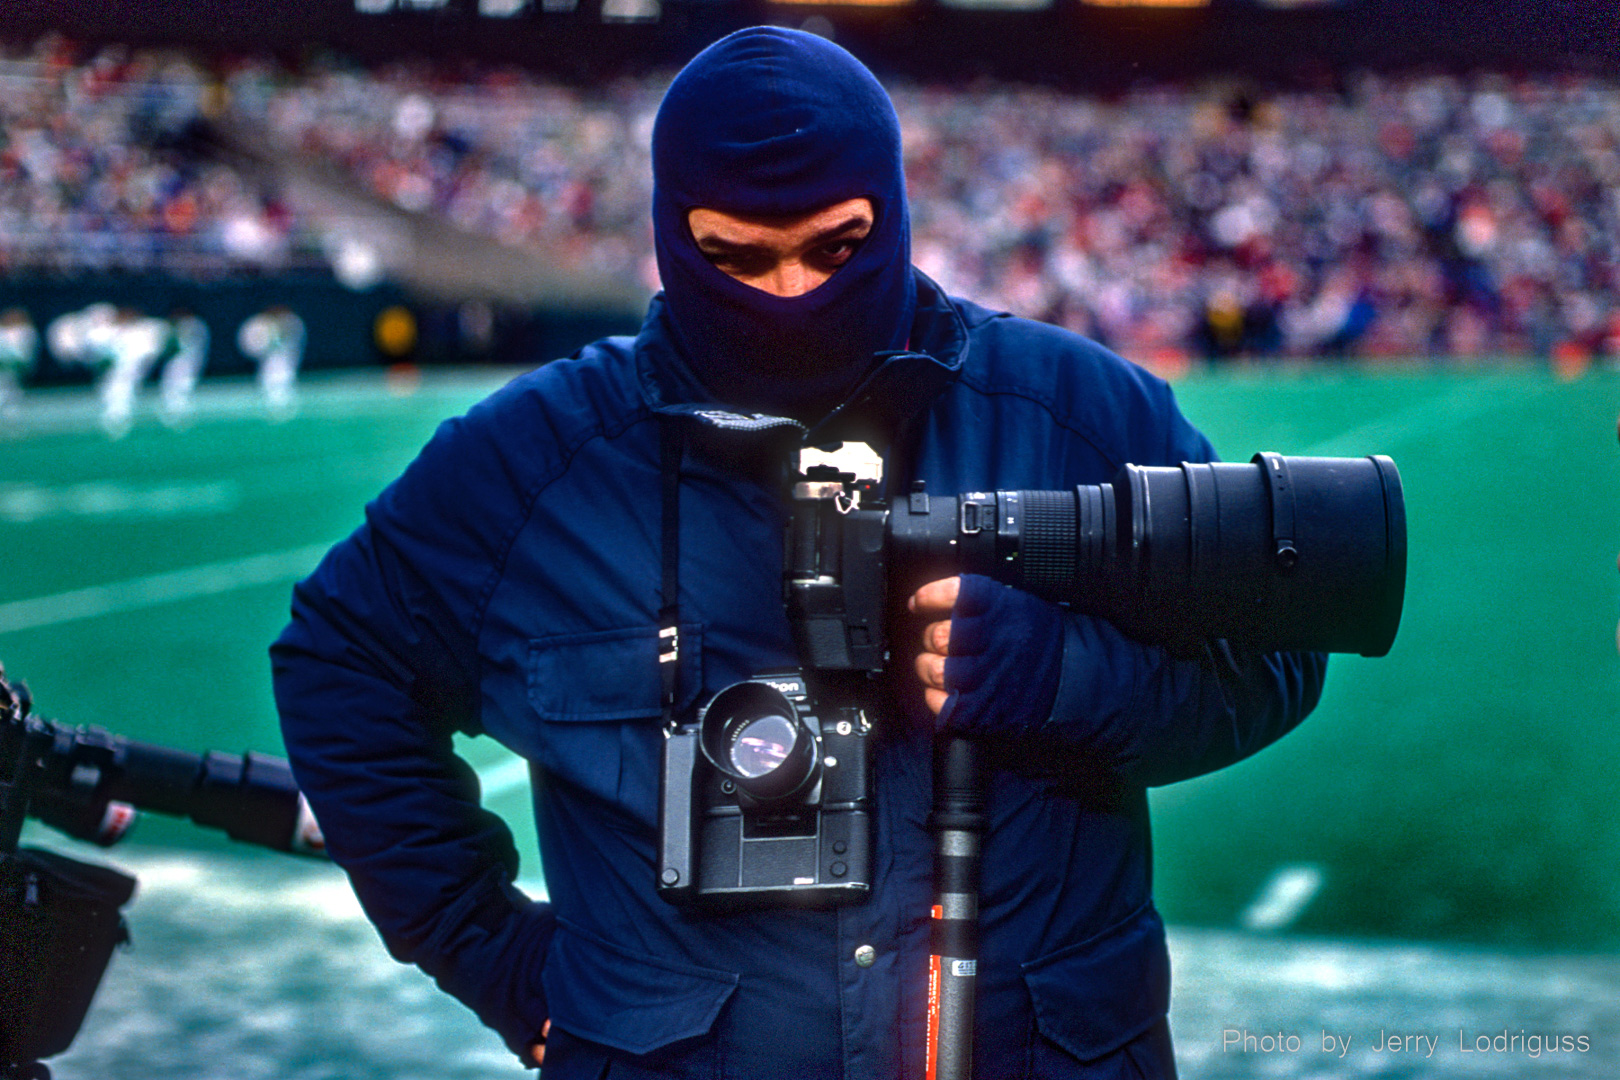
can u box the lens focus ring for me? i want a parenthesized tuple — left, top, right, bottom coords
(1015, 489, 1077, 595)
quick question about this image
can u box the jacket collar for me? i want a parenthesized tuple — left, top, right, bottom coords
(635, 268, 968, 451)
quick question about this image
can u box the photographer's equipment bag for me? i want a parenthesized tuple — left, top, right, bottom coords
(0, 847, 134, 1065)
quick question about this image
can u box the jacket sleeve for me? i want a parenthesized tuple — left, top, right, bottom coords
(1043, 383, 1329, 787)
(1045, 615, 1327, 787)
(271, 407, 553, 1061)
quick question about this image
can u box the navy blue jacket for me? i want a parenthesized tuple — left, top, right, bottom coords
(273, 272, 1326, 1079)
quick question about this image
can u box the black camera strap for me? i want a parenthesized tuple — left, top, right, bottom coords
(658, 420, 682, 733)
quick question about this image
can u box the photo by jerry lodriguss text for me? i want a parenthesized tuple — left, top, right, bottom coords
(1222, 1028, 1592, 1060)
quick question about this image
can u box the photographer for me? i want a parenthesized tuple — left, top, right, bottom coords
(272, 27, 1326, 1079)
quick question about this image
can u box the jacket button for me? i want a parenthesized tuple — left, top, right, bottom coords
(854, 945, 877, 968)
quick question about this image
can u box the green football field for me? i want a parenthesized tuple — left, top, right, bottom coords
(5, 365, 1618, 1079)
(2, 364, 1617, 950)
(1157, 365, 1620, 950)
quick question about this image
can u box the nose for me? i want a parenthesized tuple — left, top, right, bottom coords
(761, 259, 826, 298)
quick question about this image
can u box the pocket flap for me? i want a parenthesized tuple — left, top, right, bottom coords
(542, 921, 738, 1056)
(528, 624, 702, 722)
(1021, 902, 1170, 1063)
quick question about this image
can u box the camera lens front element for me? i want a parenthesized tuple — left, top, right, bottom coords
(729, 714, 798, 778)
(699, 681, 820, 801)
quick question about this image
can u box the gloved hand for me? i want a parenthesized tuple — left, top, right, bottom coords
(909, 573, 1065, 735)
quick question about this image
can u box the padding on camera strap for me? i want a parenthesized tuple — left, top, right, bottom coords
(659, 420, 682, 735)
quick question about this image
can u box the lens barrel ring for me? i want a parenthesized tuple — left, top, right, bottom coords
(698, 680, 820, 802)
(1013, 489, 1078, 595)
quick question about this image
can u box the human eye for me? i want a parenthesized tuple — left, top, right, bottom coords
(702, 246, 773, 278)
(811, 236, 862, 270)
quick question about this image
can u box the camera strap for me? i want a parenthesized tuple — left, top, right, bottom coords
(658, 420, 682, 734)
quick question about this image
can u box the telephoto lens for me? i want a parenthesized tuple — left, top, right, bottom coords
(890, 454, 1405, 657)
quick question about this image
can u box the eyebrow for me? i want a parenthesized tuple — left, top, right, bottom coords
(694, 215, 873, 255)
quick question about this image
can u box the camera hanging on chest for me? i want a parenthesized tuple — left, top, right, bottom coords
(656, 437, 884, 911)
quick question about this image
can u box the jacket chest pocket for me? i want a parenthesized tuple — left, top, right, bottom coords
(1021, 901, 1172, 1076)
(528, 624, 703, 828)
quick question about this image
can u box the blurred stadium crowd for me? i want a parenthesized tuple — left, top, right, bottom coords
(4, 33, 1620, 366)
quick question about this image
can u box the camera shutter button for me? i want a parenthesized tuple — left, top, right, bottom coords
(854, 945, 877, 968)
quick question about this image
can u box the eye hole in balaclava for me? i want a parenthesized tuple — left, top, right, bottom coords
(651, 26, 916, 422)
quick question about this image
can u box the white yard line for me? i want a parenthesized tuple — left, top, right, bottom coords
(1241, 864, 1326, 932)
(0, 542, 333, 635)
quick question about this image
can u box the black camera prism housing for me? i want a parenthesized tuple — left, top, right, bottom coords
(657, 673, 872, 909)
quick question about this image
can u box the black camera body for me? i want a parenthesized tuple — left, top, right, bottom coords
(0, 664, 324, 1073)
(657, 673, 872, 908)
(656, 451, 1406, 909)
(656, 462, 893, 911)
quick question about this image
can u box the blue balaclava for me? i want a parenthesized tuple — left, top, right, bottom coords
(651, 27, 916, 421)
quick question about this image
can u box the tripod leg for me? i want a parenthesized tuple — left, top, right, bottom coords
(926, 736, 985, 1080)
